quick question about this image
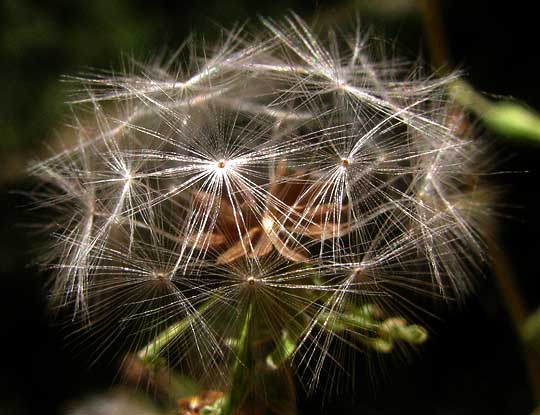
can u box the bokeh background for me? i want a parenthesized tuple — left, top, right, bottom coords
(1, 1, 540, 414)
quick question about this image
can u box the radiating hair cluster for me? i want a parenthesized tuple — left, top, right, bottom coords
(30, 15, 491, 396)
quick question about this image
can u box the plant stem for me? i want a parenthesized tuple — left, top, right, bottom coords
(222, 302, 254, 415)
(416, 0, 451, 69)
(416, 0, 540, 403)
(137, 298, 216, 362)
(491, 244, 540, 402)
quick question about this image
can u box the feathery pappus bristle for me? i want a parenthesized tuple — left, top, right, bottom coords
(29, 13, 493, 409)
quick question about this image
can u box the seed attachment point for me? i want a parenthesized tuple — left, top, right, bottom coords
(340, 158, 351, 168)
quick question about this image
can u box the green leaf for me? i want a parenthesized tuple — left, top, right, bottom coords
(378, 318, 428, 345)
(522, 309, 540, 352)
(449, 80, 540, 142)
(483, 102, 540, 141)
(266, 330, 297, 370)
(137, 298, 217, 363)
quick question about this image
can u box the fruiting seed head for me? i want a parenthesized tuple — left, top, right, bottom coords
(28, 13, 492, 397)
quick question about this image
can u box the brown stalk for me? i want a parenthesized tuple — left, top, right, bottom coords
(416, 0, 540, 404)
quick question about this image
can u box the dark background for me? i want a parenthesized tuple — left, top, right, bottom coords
(1, 1, 539, 414)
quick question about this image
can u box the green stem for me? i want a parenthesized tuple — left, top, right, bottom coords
(265, 330, 297, 370)
(418, 0, 540, 403)
(222, 302, 254, 415)
(137, 298, 217, 363)
(491, 244, 540, 403)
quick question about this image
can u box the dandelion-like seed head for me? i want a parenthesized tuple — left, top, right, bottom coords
(29, 13, 493, 409)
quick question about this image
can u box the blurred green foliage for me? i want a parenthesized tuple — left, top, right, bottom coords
(1, 0, 159, 155)
(523, 310, 540, 352)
